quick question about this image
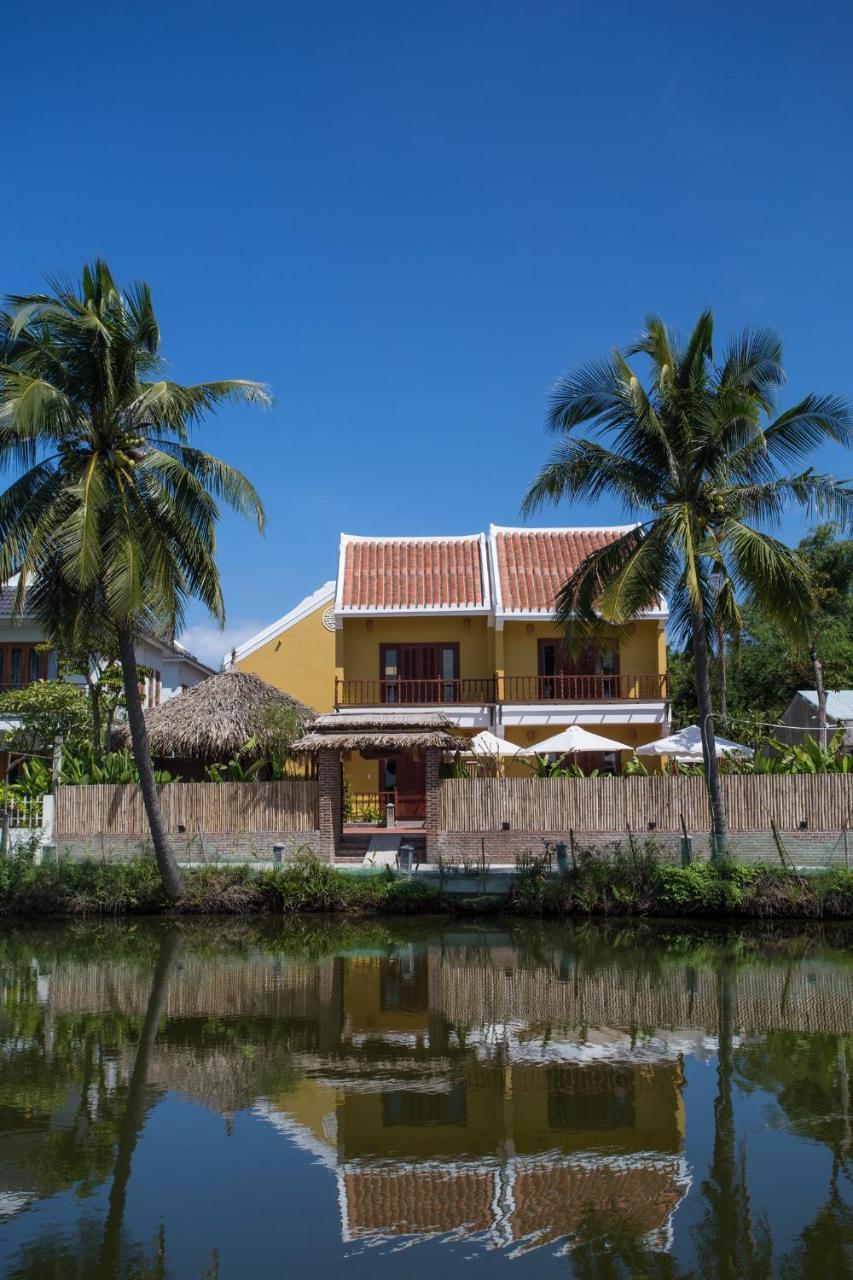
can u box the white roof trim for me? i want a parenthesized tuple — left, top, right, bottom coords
(494, 604, 670, 621)
(337, 605, 493, 616)
(489, 523, 641, 535)
(338, 531, 484, 543)
(227, 581, 336, 665)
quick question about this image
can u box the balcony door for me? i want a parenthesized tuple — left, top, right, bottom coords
(381, 643, 459, 704)
(538, 641, 619, 700)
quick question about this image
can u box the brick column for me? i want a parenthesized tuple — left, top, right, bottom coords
(318, 749, 342, 863)
(424, 747, 442, 863)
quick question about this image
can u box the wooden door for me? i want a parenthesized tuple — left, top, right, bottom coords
(389, 754, 426, 821)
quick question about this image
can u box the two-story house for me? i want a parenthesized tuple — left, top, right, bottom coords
(0, 579, 214, 708)
(230, 525, 669, 811)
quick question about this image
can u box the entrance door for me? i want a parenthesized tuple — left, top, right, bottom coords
(382, 644, 459, 703)
(538, 641, 620, 700)
(383, 755, 426, 822)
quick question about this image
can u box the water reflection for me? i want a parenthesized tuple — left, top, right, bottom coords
(0, 919, 851, 1278)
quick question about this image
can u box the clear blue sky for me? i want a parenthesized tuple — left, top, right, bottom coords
(3, 1, 851, 663)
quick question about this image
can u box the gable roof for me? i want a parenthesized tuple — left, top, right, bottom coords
(336, 533, 490, 613)
(488, 524, 668, 617)
(797, 690, 853, 722)
(227, 581, 336, 666)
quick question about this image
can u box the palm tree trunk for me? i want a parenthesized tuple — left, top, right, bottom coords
(115, 626, 184, 901)
(88, 677, 103, 762)
(691, 602, 729, 857)
(809, 644, 828, 751)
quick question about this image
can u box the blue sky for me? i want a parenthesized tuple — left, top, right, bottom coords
(3, 1, 851, 664)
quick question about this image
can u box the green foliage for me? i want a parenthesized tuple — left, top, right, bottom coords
(254, 704, 307, 779)
(59, 743, 180, 785)
(204, 754, 267, 783)
(0, 679, 92, 754)
(671, 526, 853, 736)
(0, 848, 851, 920)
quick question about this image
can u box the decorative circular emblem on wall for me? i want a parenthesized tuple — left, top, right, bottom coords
(321, 606, 337, 632)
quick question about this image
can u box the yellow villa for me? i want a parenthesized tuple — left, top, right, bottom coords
(231, 525, 670, 820)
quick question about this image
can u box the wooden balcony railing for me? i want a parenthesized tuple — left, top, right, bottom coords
(344, 791, 425, 823)
(500, 673, 669, 702)
(335, 673, 668, 707)
(336, 677, 496, 707)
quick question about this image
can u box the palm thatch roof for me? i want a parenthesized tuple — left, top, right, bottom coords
(293, 711, 460, 753)
(115, 669, 315, 761)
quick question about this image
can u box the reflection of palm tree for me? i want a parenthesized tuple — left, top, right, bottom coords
(99, 926, 184, 1278)
(695, 964, 771, 1280)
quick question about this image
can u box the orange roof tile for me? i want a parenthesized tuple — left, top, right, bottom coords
(344, 1168, 493, 1236)
(338, 535, 488, 611)
(491, 526, 635, 614)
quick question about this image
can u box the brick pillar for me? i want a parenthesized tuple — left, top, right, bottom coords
(424, 747, 441, 863)
(318, 749, 342, 863)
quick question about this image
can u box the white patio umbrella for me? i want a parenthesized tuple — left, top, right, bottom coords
(464, 730, 522, 758)
(636, 724, 753, 762)
(517, 725, 630, 756)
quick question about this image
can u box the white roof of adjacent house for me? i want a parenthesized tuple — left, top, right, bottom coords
(797, 690, 853, 723)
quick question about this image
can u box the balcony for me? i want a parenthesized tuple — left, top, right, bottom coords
(335, 673, 668, 708)
(500, 673, 669, 703)
(336, 677, 496, 708)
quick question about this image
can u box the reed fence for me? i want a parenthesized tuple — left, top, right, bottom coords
(439, 774, 853, 833)
(55, 780, 319, 837)
(40, 949, 853, 1036)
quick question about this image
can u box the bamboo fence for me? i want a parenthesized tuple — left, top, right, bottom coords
(41, 949, 853, 1036)
(54, 780, 319, 836)
(439, 775, 853, 833)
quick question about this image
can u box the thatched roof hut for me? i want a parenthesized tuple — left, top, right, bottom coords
(116, 669, 314, 764)
(292, 711, 460, 753)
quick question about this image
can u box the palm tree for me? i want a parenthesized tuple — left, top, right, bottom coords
(524, 312, 851, 852)
(0, 261, 269, 899)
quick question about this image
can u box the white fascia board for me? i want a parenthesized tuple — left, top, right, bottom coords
(337, 605, 492, 617)
(477, 532, 492, 610)
(228, 581, 336, 666)
(487, 524, 504, 615)
(501, 702, 669, 727)
(488, 522, 641, 536)
(495, 603, 670, 622)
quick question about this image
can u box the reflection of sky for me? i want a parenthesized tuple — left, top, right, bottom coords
(1, 1069, 845, 1280)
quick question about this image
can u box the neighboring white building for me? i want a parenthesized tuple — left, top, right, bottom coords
(776, 690, 853, 750)
(0, 581, 214, 707)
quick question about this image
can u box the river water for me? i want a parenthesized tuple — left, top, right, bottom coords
(0, 917, 851, 1278)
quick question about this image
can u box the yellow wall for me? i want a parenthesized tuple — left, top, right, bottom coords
(501, 619, 664, 679)
(236, 599, 336, 712)
(340, 616, 492, 682)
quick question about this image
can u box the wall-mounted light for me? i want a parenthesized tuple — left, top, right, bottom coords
(526, 623, 535, 635)
(799, 818, 808, 830)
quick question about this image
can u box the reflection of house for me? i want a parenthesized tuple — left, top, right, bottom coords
(253, 946, 691, 1256)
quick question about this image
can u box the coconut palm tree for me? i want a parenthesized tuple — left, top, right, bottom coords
(0, 261, 269, 899)
(524, 312, 851, 852)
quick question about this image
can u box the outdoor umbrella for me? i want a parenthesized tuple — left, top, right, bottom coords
(465, 730, 522, 757)
(517, 725, 630, 756)
(636, 724, 753, 762)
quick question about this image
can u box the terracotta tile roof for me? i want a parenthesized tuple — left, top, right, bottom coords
(490, 525, 637, 614)
(344, 1168, 493, 1236)
(338, 535, 488, 612)
(510, 1160, 686, 1244)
